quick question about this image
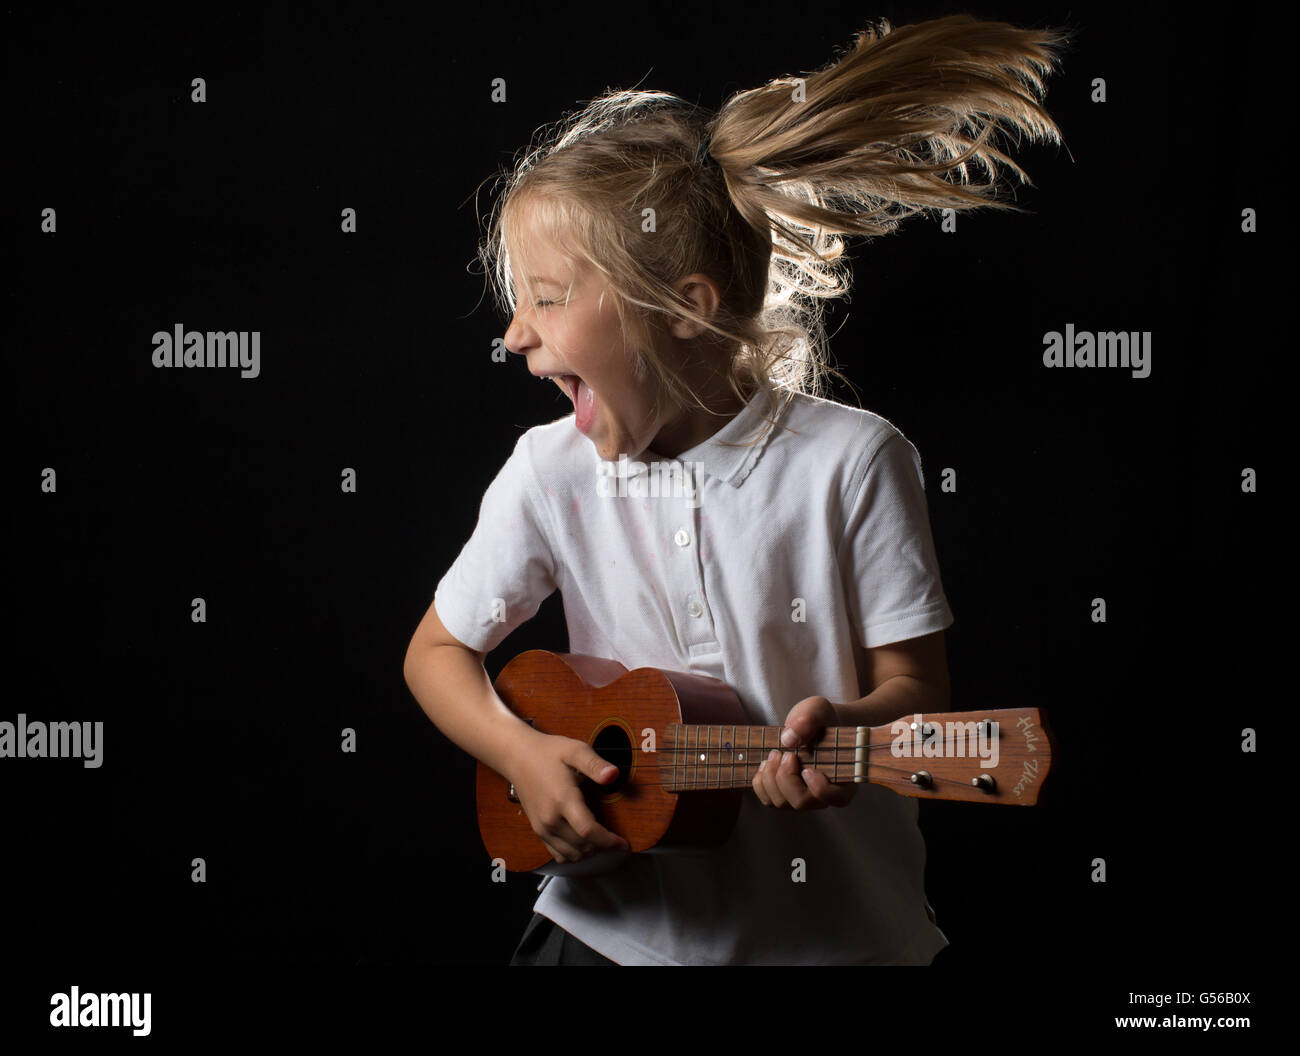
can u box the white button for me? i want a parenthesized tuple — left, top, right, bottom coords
(687, 601, 703, 618)
(674, 528, 691, 547)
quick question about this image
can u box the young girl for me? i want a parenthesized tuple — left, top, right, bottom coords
(404, 13, 1068, 965)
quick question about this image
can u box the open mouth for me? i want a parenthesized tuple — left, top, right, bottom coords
(555, 374, 596, 433)
(556, 374, 580, 403)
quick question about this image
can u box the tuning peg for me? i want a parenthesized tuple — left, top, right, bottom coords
(971, 774, 996, 793)
(910, 770, 933, 789)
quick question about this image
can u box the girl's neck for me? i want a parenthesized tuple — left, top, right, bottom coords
(648, 372, 755, 459)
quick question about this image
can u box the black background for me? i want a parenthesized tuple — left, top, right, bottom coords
(5, 0, 1275, 1039)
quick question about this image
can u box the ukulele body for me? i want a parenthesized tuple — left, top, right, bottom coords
(475, 650, 747, 876)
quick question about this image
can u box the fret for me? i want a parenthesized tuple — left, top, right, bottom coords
(672, 724, 875, 790)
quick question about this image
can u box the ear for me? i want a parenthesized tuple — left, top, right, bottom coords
(667, 273, 721, 340)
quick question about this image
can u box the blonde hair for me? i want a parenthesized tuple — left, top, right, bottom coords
(475, 13, 1072, 444)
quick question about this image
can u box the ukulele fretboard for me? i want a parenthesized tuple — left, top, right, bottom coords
(662, 724, 866, 792)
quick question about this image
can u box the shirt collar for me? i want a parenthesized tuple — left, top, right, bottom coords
(593, 387, 789, 488)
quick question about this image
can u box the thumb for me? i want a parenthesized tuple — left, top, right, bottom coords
(572, 744, 619, 783)
(782, 696, 834, 747)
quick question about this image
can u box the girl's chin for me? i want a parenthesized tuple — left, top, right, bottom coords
(591, 429, 631, 464)
(581, 414, 647, 463)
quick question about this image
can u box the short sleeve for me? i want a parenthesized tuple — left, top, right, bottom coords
(838, 429, 954, 648)
(433, 432, 558, 654)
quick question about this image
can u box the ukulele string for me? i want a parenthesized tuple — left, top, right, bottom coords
(582, 730, 1010, 787)
(651, 742, 957, 754)
(590, 760, 991, 789)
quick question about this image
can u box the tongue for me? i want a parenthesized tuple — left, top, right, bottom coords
(576, 378, 596, 431)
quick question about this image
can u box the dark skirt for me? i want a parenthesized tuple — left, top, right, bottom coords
(509, 913, 619, 966)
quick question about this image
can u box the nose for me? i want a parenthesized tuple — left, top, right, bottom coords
(503, 312, 534, 359)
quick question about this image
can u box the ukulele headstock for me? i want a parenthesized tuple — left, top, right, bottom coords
(864, 707, 1053, 805)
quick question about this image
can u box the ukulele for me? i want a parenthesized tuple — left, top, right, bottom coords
(476, 650, 1055, 876)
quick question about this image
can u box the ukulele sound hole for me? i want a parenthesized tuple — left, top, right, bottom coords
(591, 725, 633, 795)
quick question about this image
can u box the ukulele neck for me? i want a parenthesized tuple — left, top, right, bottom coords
(664, 724, 866, 792)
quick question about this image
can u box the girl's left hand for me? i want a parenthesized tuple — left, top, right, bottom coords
(751, 695, 858, 809)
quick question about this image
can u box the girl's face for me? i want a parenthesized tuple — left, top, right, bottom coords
(504, 242, 671, 463)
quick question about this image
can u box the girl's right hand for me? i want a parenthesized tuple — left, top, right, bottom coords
(507, 730, 632, 864)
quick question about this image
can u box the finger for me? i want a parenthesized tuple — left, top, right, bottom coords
(523, 798, 578, 862)
(539, 831, 580, 863)
(776, 750, 817, 809)
(783, 696, 834, 747)
(762, 750, 788, 808)
(802, 766, 858, 807)
(561, 793, 631, 854)
(569, 744, 621, 785)
(528, 798, 590, 860)
(751, 756, 771, 806)
(548, 814, 608, 861)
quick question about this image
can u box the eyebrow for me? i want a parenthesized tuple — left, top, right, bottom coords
(525, 276, 569, 288)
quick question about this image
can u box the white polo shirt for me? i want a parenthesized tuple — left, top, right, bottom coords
(434, 387, 954, 964)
